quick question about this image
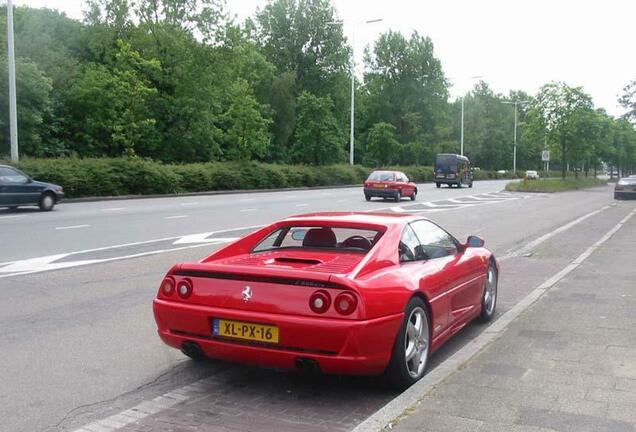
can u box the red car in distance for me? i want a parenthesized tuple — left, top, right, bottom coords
(153, 212, 498, 388)
(363, 170, 417, 202)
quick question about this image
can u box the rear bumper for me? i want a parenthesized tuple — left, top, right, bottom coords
(364, 188, 398, 198)
(435, 177, 459, 185)
(153, 299, 402, 375)
(614, 190, 636, 199)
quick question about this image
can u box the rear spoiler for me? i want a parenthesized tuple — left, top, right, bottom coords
(172, 262, 358, 291)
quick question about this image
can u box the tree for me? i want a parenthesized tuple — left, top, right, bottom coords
(292, 91, 344, 165)
(532, 82, 593, 178)
(65, 40, 160, 157)
(0, 57, 54, 156)
(364, 30, 449, 162)
(221, 79, 272, 160)
(365, 122, 400, 166)
(619, 79, 636, 124)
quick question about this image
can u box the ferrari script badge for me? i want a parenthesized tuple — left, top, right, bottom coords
(242, 286, 252, 302)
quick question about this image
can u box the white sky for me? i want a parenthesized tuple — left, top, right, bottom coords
(13, 0, 636, 117)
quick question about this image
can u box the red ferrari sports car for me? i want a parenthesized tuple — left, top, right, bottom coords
(153, 212, 498, 388)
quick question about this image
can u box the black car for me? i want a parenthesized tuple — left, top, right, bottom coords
(434, 153, 473, 188)
(0, 165, 64, 211)
(614, 177, 636, 200)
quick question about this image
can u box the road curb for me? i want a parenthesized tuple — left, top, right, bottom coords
(351, 207, 636, 432)
(63, 184, 361, 203)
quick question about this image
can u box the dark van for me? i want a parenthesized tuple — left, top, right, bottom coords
(434, 154, 473, 188)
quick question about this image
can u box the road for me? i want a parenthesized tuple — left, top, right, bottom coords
(0, 180, 632, 432)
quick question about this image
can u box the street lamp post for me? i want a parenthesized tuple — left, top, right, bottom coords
(7, 0, 19, 162)
(328, 18, 383, 165)
(501, 100, 530, 173)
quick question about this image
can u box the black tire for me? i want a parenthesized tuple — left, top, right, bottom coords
(469, 181, 473, 188)
(394, 190, 401, 202)
(365, 194, 371, 201)
(39, 192, 56, 211)
(8, 206, 18, 211)
(479, 262, 498, 322)
(410, 190, 417, 201)
(436, 183, 441, 188)
(385, 297, 431, 390)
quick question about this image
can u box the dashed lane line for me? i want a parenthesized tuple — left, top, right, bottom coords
(55, 224, 91, 230)
(164, 215, 189, 220)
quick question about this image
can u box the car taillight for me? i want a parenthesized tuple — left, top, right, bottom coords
(334, 292, 357, 316)
(309, 290, 331, 314)
(177, 279, 193, 299)
(161, 277, 175, 296)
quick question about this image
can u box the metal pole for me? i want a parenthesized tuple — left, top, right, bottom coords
(460, 97, 464, 156)
(513, 101, 517, 173)
(7, 0, 19, 162)
(349, 26, 356, 166)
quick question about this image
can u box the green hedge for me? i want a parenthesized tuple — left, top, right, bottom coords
(4, 158, 519, 199)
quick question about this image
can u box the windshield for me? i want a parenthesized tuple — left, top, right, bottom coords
(253, 226, 382, 253)
(367, 171, 396, 181)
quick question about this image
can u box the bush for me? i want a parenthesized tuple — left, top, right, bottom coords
(3, 157, 525, 199)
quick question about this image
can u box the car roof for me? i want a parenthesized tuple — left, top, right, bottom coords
(281, 211, 423, 227)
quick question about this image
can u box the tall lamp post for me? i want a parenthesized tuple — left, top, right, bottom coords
(328, 18, 383, 165)
(459, 76, 482, 156)
(7, 0, 19, 162)
(501, 100, 530, 173)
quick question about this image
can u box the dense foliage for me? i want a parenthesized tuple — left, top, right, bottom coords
(1, 0, 635, 176)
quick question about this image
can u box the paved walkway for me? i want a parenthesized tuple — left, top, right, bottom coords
(390, 212, 636, 432)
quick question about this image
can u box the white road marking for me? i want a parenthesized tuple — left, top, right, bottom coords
(102, 207, 127, 212)
(164, 215, 189, 220)
(0, 224, 264, 278)
(239, 198, 255, 202)
(499, 205, 611, 261)
(285, 195, 297, 198)
(55, 225, 90, 230)
(352, 208, 636, 432)
(240, 208, 257, 212)
(337, 199, 347, 203)
(180, 202, 199, 206)
(295, 203, 309, 207)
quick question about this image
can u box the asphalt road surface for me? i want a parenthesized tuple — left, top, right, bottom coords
(1, 180, 632, 432)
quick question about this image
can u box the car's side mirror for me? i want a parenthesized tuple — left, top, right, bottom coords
(466, 235, 485, 248)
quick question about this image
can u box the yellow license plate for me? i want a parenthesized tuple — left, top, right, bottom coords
(213, 318, 279, 344)
(374, 183, 385, 188)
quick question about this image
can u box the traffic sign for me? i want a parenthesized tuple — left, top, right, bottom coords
(541, 150, 550, 162)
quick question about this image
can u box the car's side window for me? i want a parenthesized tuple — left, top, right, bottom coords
(410, 220, 458, 259)
(0, 167, 28, 183)
(399, 225, 426, 263)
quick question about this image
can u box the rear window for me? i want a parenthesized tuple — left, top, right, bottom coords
(253, 226, 382, 253)
(367, 171, 395, 181)
(618, 178, 636, 185)
(435, 155, 458, 170)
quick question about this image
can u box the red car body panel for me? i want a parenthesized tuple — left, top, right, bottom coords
(153, 212, 496, 375)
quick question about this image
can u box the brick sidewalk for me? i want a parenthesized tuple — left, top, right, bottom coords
(390, 213, 636, 432)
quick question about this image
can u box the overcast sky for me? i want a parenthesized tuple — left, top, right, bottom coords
(13, 0, 636, 116)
